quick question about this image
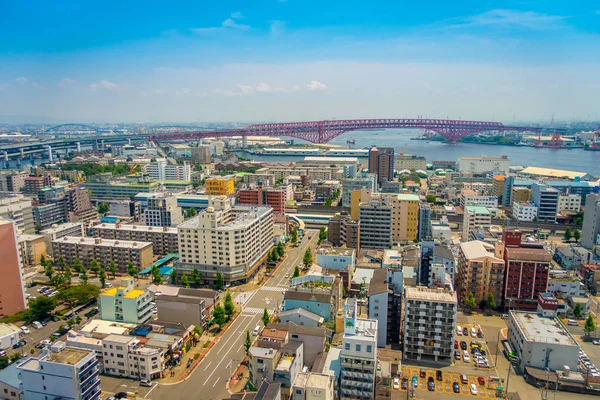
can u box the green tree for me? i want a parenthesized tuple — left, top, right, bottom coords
(192, 267, 202, 287)
(213, 304, 227, 327)
(127, 262, 138, 278)
(89, 259, 100, 277)
(276, 242, 285, 259)
(71, 258, 83, 274)
(318, 227, 327, 244)
(50, 274, 65, 287)
(57, 255, 65, 272)
(79, 269, 88, 285)
(292, 265, 300, 278)
(291, 228, 298, 243)
(215, 271, 224, 291)
(487, 293, 496, 310)
(189, 207, 197, 217)
(9, 353, 21, 364)
(584, 314, 597, 336)
(181, 275, 190, 287)
(108, 260, 117, 278)
(170, 269, 177, 284)
(244, 330, 252, 355)
(573, 303, 583, 319)
(99, 268, 107, 288)
(63, 264, 72, 285)
(563, 228, 573, 241)
(574, 229, 581, 243)
(261, 308, 271, 326)
(44, 263, 54, 280)
(152, 265, 162, 284)
(465, 292, 477, 310)
(303, 248, 313, 269)
(58, 285, 100, 307)
(29, 296, 57, 321)
(40, 254, 46, 267)
(224, 292, 235, 320)
(97, 202, 109, 214)
(426, 194, 437, 203)
(0, 356, 9, 370)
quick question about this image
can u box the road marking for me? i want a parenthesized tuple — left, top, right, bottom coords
(208, 316, 257, 384)
(145, 383, 158, 398)
(213, 377, 221, 387)
(203, 361, 212, 371)
(241, 307, 276, 316)
(260, 286, 286, 292)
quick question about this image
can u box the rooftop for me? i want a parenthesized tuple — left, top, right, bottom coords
(458, 156, 509, 161)
(460, 240, 503, 262)
(405, 286, 457, 304)
(284, 290, 332, 304)
(511, 311, 577, 346)
(249, 346, 278, 359)
(0, 357, 25, 389)
(505, 247, 551, 262)
(124, 289, 146, 299)
(520, 166, 589, 180)
(261, 328, 288, 340)
(55, 236, 152, 249)
(39, 222, 83, 235)
(103, 334, 135, 344)
(278, 308, 323, 322)
(395, 193, 420, 201)
(0, 323, 21, 336)
(368, 268, 389, 296)
(93, 223, 177, 234)
(465, 205, 491, 215)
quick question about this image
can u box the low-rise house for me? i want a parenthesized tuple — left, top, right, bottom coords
(278, 308, 324, 328)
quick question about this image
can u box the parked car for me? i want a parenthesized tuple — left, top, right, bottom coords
(0, 350, 6, 357)
(470, 384, 478, 395)
(436, 370, 443, 381)
(140, 380, 152, 387)
(456, 325, 463, 336)
(455, 350, 461, 360)
(21, 326, 30, 334)
(453, 381, 460, 393)
(427, 378, 435, 391)
(593, 340, 600, 345)
(463, 327, 469, 336)
(460, 341, 467, 350)
(419, 368, 426, 378)
(454, 340, 458, 349)
(32, 321, 43, 329)
(393, 377, 399, 390)
(115, 393, 128, 399)
(461, 374, 468, 384)
(401, 378, 408, 390)
(412, 376, 418, 388)
(463, 352, 470, 363)
(478, 377, 486, 385)
(12, 340, 26, 349)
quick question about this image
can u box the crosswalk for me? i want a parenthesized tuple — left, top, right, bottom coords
(260, 286, 286, 292)
(241, 307, 276, 316)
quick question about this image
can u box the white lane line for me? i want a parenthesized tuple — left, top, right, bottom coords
(204, 316, 256, 384)
(145, 383, 158, 398)
(213, 377, 221, 387)
(203, 361, 212, 371)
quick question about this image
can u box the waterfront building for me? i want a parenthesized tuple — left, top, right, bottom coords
(457, 156, 509, 175)
(393, 154, 426, 171)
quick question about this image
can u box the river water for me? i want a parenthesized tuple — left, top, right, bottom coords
(242, 129, 600, 177)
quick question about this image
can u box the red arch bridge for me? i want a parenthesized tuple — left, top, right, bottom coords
(148, 118, 542, 144)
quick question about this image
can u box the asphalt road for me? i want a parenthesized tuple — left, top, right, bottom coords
(146, 229, 319, 400)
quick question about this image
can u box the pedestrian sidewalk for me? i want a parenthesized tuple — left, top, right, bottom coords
(227, 361, 250, 394)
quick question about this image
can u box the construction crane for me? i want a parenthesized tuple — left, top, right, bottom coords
(398, 143, 408, 155)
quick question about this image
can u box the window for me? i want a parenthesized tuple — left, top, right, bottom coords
(367, 345, 372, 353)
(345, 343, 350, 350)
(356, 344, 361, 352)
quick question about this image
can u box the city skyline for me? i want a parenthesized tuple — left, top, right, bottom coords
(1, 1, 600, 122)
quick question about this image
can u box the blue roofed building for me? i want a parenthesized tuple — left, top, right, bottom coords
(0, 357, 24, 400)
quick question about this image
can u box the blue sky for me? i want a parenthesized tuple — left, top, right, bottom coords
(1, 1, 599, 122)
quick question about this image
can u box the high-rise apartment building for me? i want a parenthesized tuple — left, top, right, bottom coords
(18, 343, 101, 400)
(457, 155, 509, 175)
(393, 154, 426, 171)
(368, 268, 402, 347)
(0, 171, 27, 193)
(462, 205, 492, 240)
(389, 194, 420, 243)
(237, 185, 290, 213)
(99, 277, 153, 324)
(0, 193, 35, 234)
(144, 160, 192, 182)
(340, 299, 377, 400)
(358, 198, 392, 249)
(456, 240, 505, 305)
(143, 193, 184, 227)
(557, 194, 581, 213)
(341, 175, 376, 207)
(403, 286, 457, 363)
(40, 222, 84, 257)
(327, 212, 360, 250)
(191, 145, 212, 164)
(418, 202, 432, 241)
(176, 196, 273, 283)
(582, 192, 600, 249)
(531, 182, 559, 223)
(0, 219, 26, 318)
(368, 146, 394, 184)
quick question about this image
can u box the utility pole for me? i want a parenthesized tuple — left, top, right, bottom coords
(494, 329, 501, 367)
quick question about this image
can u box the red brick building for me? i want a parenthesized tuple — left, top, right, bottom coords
(237, 186, 286, 213)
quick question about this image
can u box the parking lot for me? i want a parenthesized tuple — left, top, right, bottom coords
(398, 365, 501, 398)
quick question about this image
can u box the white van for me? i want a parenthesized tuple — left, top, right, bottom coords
(32, 321, 43, 330)
(568, 319, 578, 326)
(252, 325, 261, 336)
(470, 327, 477, 337)
(456, 325, 463, 336)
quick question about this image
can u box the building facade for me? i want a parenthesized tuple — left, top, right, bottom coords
(0, 220, 27, 318)
(403, 287, 457, 363)
(92, 223, 178, 256)
(205, 177, 235, 195)
(462, 206, 492, 240)
(457, 156, 509, 174)
(99, 277, 153, 324)
(176, 196, 273, 284)
(512, 202, 538, 222)
(557, 194, 581, 213)
(368, 147, 394, 184)
(144, 160, 192, 182)
(531, 182, 559, 223)
(582, 193, 600, 249)
(0, 193, 35, 234)
(143, 194, 184, 227)
(456, 240, 505, 305)
(358, 198, 392, 249)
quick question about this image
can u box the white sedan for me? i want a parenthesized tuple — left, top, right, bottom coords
(463, 352, 470, 363)
(21, 326, 30, 334)
(470, 384, 478, 395)
(393, 377, 400, 390)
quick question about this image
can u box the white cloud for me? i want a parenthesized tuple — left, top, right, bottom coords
(270, 20, 285, 36)
(222, 18, 250, 30)
(100, 80, 118, 89)
(230, 12, 243, 19)
(89, 83, 98, 91)
(235, 82, 302, 94)
(57, 78, 75, 88)
(306, 80, 328, 91)
(16, 77, 28, 83)
(446, 9, 566, 30)
(236, 84, 254, 94)
(255, 82, 273, 92)
(176, 87, 191, 95)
